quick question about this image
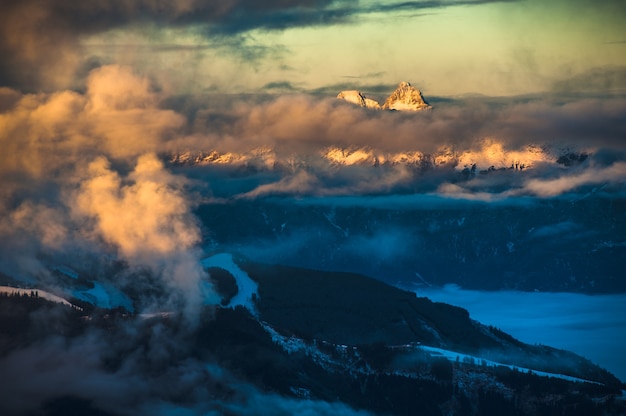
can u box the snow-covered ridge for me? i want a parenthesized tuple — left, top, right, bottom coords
(322, 141, 559, 169)
(169, 141, 566, 171)
(1, 281, 133, 312)
(259, 325, 604, 386)
(170, 147, 278, 168)
(416, 345, 602, 385)
(0, 286, 82, 310)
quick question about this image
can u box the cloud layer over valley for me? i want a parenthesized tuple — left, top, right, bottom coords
(0, 66, 624, 303)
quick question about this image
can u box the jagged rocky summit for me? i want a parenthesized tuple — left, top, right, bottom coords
(382, 81, 431, 111)
(337, 81, 431, 112)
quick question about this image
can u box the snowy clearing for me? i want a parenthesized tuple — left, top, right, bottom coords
(201, 253, 259, 317)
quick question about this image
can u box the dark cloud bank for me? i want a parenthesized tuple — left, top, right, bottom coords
(0, 0, 520, 90)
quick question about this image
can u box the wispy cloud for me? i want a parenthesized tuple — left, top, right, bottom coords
(262, 81, 299, 91)
(522, 162, 626, 197)
(551, 66, 626, 93)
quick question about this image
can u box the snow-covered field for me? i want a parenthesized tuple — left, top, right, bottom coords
(201, 253, 259, 316)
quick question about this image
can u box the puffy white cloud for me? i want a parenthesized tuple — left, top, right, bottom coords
(0, 66, 207, 312)
(75, 154, 199, 259)
(0, 65, 183, 179)
(73, 153, 206, 311)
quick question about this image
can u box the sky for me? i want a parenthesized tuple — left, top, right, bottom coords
(1, 0, 625, 96)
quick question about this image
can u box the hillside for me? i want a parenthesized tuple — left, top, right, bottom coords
(0, 288, 624, 416)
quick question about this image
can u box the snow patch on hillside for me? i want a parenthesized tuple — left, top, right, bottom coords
(261, 322, 312, 355)
(418, 345, 601, 385)
(201, 253, 259, 317)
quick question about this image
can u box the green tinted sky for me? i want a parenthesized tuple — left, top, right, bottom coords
(78, 0, 626, 96)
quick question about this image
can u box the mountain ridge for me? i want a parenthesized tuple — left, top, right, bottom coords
(2, 251, 624, 415)
(167, 143, 585, 173)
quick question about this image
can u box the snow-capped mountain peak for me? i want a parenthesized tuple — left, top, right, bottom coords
(382, 81, 431, 111)
(337, 81, 431, 112)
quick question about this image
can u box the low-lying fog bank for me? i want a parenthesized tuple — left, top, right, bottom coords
(417, 285, 626, 382)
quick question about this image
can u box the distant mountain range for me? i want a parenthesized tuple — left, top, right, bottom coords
(168, 141, 585, 173)
(168, 82, 591, 170)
